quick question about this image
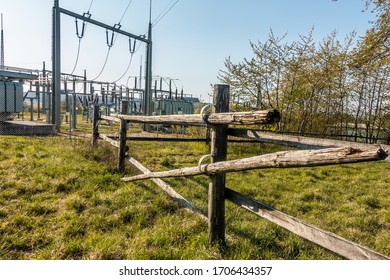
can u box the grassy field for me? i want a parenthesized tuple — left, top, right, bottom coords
(0, 125, 389, 259)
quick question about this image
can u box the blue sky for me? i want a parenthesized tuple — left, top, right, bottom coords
(0, 0, 374, 101)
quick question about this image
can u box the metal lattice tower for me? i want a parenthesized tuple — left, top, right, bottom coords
(1, 13, 4, 69)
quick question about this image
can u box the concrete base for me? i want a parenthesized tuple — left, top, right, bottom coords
(0, 121, 55, 136)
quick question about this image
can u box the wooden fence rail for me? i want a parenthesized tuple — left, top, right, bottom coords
(121, 147, 386, 182)
(92, 84, 389, 260)
(225, 188, 389, 260)
(102, 109, 280, 125)
(228, 128, 390, 159)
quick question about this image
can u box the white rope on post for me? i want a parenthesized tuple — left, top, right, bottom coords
(198, 154, 212, 174)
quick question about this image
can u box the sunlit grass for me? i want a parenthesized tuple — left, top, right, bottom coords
(0, 126, 389, 259)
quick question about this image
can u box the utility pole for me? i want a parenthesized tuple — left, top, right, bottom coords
(1, 13, 5, 69)
(143, 0, 153, 131)
(52, 0, 62, 131)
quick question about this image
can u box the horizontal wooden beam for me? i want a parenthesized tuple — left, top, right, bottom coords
(126, 136, 207, 142)
(125, 137, 259, 143)
(225, 188, 389, 260)
(110, 109, 280, 125)
(229, 129, 390, 158)
(101, 135, 258, 143)
(121, 147, 387, 182)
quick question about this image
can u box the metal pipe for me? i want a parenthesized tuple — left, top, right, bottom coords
(72, 78, 77, 129)
(64, 79, 69, 123)
(35, 81, 40, 119)
(83, 69, 87, 105)
(42, 61, 46, 117)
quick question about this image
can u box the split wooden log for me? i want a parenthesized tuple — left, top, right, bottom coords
(111, 109, 280, 126)
(121, 147, 387, 182)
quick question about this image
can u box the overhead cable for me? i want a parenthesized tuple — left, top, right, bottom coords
(111, 0, 133, 50)
(118, 0, 133, 25)
(153, 0, 180, 27)
(91, 23, 122, 81)
(112, 38, 140, 84)
(91, 47, 111, 81)
(70, 7, 92, 75)
(109, 0, 139, 83)
(70, 38, 82, 75)
(87, 0, 94, 13)
(112, 53, 134, 84)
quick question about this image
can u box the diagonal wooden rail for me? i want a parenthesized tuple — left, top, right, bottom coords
(225, 188, 389, 260)
(127, 155, 207, 220)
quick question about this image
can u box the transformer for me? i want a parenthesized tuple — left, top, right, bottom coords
(0, 81, 24, 121)
(152, 98, 194, 116)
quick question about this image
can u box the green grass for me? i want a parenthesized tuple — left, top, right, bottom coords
(128, 140, 390, 259)
(0, 128, 389, 259)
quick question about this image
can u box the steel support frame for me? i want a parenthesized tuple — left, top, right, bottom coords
(52, 0, 152, 132)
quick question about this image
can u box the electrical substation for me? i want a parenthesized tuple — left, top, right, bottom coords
(0, 1, 198, 135)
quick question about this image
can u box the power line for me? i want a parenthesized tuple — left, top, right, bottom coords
(112, 53, 134, 84)
(70, 38, 82, 75)
(119, 0, 133, 25)
(109, 0, 139, 84)
(91, 47, 111, 81)
(153, 0, 175, 24)
(87, 0, 94, 13)
(153, 0, 180, 27)
(112, 39, 142, 84)
(112, 0, 134, 51)
(69, 1, 93, 75)
(69, 0, 140, 81)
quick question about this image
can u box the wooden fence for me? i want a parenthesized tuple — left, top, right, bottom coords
(92, 84, 389, 260)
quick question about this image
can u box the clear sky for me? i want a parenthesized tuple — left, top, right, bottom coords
(0, 0, 374, 101)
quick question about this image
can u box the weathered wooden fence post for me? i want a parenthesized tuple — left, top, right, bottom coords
(92, 104, 100, 147)
(208, 84, 230, 245)
(118, 101, 129, 172)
